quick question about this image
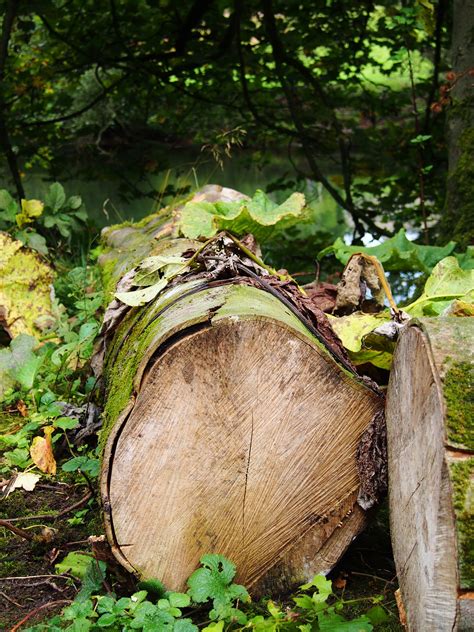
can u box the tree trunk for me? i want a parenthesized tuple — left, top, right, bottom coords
(386, 318, 473, 631)
(97, 185, 385, 596)
(442, 0, 474, 249)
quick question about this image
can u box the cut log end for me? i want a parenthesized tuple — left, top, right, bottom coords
(386, 318, 474, 631)
(101, 316, 382, 594)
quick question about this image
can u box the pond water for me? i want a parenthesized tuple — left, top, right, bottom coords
(17, 148, 345, 238)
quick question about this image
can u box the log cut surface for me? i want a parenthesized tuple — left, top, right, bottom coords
(102, 312, 382, 593)
(98, 185, 384, 595)
(386, 318, 473, 631)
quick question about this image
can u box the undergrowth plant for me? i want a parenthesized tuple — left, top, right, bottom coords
(23, 553, 391, 631)
(0, 263, 103, 476)
(0, 183, 89, 256)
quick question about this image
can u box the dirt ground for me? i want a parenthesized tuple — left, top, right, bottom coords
(0, 481, 402, 631)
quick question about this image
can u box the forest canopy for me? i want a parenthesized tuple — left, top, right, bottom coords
(0, 0, 473, 250)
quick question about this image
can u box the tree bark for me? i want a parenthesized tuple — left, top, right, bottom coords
(442, 0, 474, 249)
(386, 318, 473, 631)
(96, 185, 385, 596)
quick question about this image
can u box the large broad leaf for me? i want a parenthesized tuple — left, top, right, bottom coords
(45, 182, 66, 212)
(319, 229, 456, 273)
(178, 190, 307, 243)
(405, 257, 474, 317)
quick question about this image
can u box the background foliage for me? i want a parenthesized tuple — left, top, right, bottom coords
(2, 0, 470, 259)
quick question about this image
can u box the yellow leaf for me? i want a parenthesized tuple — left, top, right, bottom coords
(21, 198, 44, 218)
(30, 426, 56, 475)
(16, 199, 44, 227)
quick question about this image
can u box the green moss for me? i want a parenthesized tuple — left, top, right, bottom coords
(98, 249, 121, 303)
(444, 361, 474, 450)
(449, 458, 474, 588)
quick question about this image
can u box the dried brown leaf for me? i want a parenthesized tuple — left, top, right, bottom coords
(30, 426, 56, 475)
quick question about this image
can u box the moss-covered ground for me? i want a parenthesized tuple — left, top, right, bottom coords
(0, 479, 103, 629)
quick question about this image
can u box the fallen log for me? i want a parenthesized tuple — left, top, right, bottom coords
(386, 318, 473, 631)
(97, 185, 385, 595)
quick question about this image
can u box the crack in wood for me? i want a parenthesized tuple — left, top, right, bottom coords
(242, 410, 254, 554)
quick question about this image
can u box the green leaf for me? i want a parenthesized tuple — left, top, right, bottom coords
(319, 229, 456, 273)
(174, 619, 198, 632)
(76, 559, 107, 602)
(96, 613, 116, 627)
(0, 189, 18, 223)
(455, 246, 474, 270)
(405, 257, 474, 317)
(3, 447, 31, 468)
(115, 277, 168, 306)
(22, 231, 49, 255)
(317, 610, 373, 631)
(178, 190, 308, 243)
(45, 183, 66, 212)
(187, 554, 249, 619)
(68, 195, 83, 210)
(168, 593, 191, 608)
(293, 595, 314, 610)
(15, 354, 43, 389)
(62, 455, 100, 477)
(53, 416, 80, 430)
(55, 552, 94, 579)
(365, 605, 389, 624)
(410, 134, 432, 144)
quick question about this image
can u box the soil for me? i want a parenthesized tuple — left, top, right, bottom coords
(0, 479, 103, 630)
(0, 481, 402, 631)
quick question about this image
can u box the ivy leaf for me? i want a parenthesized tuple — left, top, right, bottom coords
(319, 229, 456, 273)
(45, 182, 66, 213)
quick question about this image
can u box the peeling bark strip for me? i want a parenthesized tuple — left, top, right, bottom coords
(98, 185, 385, 596)
(386, 318, 474, 631)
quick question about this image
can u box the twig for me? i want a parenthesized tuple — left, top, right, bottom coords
(10, 599, 72, 632)
(0, 574, 70, 581)
(0, 519, 34, 542)
(3, 490, 93, 523)
(0, 591, 24, 608)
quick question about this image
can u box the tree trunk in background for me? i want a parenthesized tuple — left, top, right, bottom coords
(96, 185, 385, 596)
(386, 318, 473, 631)
(442, 0, 474, 249)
